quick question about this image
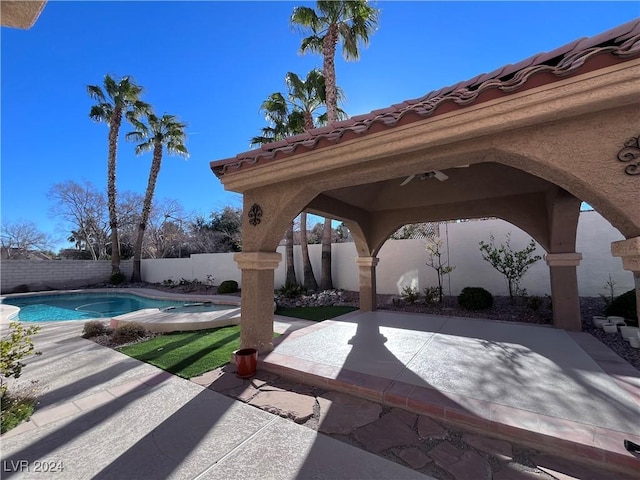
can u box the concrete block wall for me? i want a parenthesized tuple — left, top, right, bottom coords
(1, 260, 133, 293)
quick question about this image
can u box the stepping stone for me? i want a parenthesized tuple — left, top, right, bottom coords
(317, 391, 382, 435)
(389, 408, 418, 428)
(249, 390, 316, 423)
(462, 434, 513, 461)
(353, 412, 419, 453)
(394, 447, 432, 469)
(206, 372, 245, 392)
(428, 442, 492, 480)
(418, 415, 448, 439)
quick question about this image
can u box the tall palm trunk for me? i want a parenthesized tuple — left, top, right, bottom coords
(107, 109, 123, 275)
(318, 29, 339, 291)
(300, 212, 317, 291)
(285, 221, 297, 286)
(323, 25, 339, 125)
(300, 113, 318, 291)
(131, 142, 162, 282)
(320, 218, 333, 290)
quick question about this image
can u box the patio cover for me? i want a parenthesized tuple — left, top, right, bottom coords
(211, 19, 640, 351)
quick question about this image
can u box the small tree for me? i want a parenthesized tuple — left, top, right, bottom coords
(479, 233, 541, 299)
(425, 237, 455, 303)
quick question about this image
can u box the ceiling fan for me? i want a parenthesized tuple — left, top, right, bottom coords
(400, 170, 449, 186)
(400, 165, 469, 186)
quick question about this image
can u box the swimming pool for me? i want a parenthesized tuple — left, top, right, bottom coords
(1, 293, 233, 322)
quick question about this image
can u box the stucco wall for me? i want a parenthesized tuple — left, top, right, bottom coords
(141, 212, 633, 297)
(1, 212, 633, 297)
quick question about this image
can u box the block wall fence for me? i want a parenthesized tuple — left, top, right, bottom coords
(1, 212, 635, 297)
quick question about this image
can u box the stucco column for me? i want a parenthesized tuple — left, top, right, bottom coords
(234, 251, 281, 352)
(355, 256, 379, 312)
(545, 253, 583, 331)
(611, 237, 640, 321)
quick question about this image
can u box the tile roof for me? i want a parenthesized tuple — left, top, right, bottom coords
(211, 19, 640, 177)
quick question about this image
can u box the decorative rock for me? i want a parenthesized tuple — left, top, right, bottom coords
(317, 391, 382, 434)
(394, 447, 432, 470)
(418, 415, 448, 439)
(428, 442, 492, 480)
(249, 390, 316, 423)
(463, 434, 513, 461)
(353, 413, 420, 453)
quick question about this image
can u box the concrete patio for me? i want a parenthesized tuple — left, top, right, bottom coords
(2, 309, 639, 478)
(262, 310, 640, 476)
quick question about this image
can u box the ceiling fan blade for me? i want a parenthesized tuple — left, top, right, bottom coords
(400, 175, 415, 186)
(433, 171, 449, 181)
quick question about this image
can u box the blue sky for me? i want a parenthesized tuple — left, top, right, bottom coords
(1, 1, 638, 250)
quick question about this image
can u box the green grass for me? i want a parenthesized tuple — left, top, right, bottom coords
(117, 307, 356, 379)
(118, 326, 242, 379)
(275, 305, 358, 321)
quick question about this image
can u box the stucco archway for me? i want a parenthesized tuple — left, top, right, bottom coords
(211, 20, 640, 351)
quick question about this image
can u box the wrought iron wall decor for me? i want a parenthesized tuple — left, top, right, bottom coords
(248, 203, 263, 226)
(617, 136, 640, 176)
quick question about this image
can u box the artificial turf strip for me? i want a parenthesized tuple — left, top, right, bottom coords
(275, 305, 358, 321)
(118, 326, 242, 379)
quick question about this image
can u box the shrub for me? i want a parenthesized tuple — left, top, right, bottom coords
(218, 280, 239, 294)
(479, 233, 541, 298)
(1, 322, 42, 395)
(606, 289, 638, 326)
(82, 320, 110, 338)
(401, 285, 420, 304)
(1, 383, 38, 434)
(527, 296, 544, 312)
(458, 287, 494, 311)
(423, 286, 440, 304)
(111, 323, 147, 345)
(277, 283, 306, 299)
(109, 271, 126, 285)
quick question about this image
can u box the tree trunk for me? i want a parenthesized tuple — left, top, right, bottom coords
(131, 143, 163, 282)
(320, 217, 333, 290)
(107, 109, 122, 275)
(300, 212, 317, 291)
(323, 26, 339, 124)
(285, 221, 297, 286)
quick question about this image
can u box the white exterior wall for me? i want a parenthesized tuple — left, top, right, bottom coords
(1, 212, 634, 296)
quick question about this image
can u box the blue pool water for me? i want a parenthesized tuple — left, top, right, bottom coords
(2, 293, 232, 322)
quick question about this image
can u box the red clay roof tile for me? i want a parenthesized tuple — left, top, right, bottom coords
(211, 19, 640, 177)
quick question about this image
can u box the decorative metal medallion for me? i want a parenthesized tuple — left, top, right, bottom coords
(617, 136, 640, 176)
(248, 203, 263, 226)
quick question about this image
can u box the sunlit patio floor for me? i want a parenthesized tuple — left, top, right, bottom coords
(262, 310, 640, 475)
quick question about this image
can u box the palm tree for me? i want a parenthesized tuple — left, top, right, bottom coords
(87, 74, 149, 275)
(292, 1, 379, 290)
(251, 92, 303, 288)
(251, 70, 346, 290)
(285, 70, 347, 291)
(126, 113, 189, 282)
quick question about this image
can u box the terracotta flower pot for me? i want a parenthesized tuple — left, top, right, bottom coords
(234, 348, 258, 378)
